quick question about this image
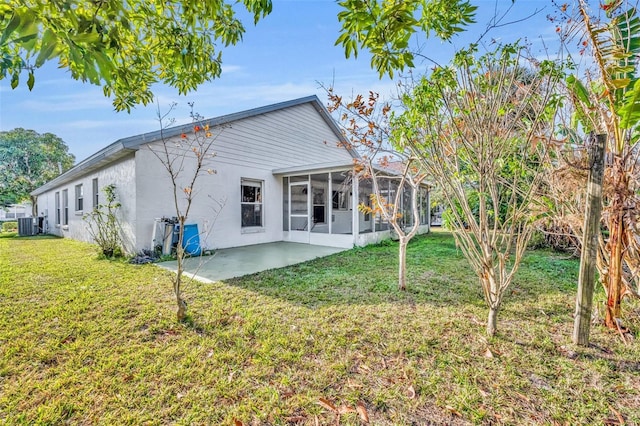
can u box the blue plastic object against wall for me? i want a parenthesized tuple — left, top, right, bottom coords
(182, 223, 202, 256)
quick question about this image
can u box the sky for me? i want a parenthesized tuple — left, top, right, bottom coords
(0, 0, 561, 163)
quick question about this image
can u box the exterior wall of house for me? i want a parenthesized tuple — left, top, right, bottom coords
(35, 155, 137, 252)
(133, 102, 355, 252)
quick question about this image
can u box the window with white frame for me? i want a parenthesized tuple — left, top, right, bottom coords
(55, 191, 60, 226)
(75, 184, 84, 212)
(92, 178, 99, 208)
(241, 179, 263, 227)
(62, 189, 69, 226)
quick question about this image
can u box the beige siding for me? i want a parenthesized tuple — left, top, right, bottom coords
(211, 102, 352, 170)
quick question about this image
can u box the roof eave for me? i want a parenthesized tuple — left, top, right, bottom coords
(31, 143, 134, 196)
(31, 95, 358, 195)
(272, 160, 355, 175)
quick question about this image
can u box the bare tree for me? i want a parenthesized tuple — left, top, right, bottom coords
(396, 44, 561, 336)
(327, 91, 428, 291)
(150, 103, 223, 322)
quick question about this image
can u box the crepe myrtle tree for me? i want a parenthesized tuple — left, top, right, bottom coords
(150, 102, 224, 322)
(395, 44, 562, 336)
(327, 90, 427, 291)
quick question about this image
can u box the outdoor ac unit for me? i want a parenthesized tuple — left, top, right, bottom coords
(17, 217, 36, 236)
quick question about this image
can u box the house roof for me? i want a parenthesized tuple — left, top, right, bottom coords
(32, 95, 354, 196)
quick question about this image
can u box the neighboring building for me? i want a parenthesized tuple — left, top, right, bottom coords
(431, 204, 445, 226)
(32, 96, 430, 254)
(1, 203, 32, 220)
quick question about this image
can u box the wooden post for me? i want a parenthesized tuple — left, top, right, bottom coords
(573, 133, 606, 346)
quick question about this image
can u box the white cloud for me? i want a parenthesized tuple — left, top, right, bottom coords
(221, 64, 245, 74)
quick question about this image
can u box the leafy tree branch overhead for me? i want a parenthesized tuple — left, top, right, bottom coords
(0, 0, 273, 112)
(335, 0, 477, 78)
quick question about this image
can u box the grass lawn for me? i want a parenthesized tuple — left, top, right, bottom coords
(1, 231, 639, 425)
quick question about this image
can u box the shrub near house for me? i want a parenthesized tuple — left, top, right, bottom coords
(1, 221, 17, 233)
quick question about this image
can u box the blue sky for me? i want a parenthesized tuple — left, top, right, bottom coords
(0, 0, 559, 162)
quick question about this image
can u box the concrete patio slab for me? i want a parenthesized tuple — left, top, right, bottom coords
(158, 241, 347, 282)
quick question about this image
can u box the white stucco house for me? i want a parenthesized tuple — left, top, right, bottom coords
(32, 96, 430, 254)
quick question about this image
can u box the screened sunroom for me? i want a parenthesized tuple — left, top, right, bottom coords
(274, 162, 431, 249)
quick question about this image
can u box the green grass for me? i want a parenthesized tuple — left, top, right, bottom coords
(1, 232, 639, 425)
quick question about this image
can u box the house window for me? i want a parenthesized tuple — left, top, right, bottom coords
(75, 184, 84, 212)
(92, 178, 99, 208)
(55, 192, 60, 226)
(62, 189, 69, 226)
(241, 179, 263, 227)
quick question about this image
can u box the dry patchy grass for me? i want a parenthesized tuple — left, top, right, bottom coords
(0, 232, 639, 425)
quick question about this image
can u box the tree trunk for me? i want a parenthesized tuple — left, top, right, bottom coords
(30, 195, 38, 217)
(175, 261, 188, 322)
(487, 306, 498, 337)
(175, 222, 188, 322)
(604, 158, 627, 330)
(573, 133, 605, 346)
(176, 296, 188, 322)
(398, 237, 407, 291)
(605, 210, 624, 328)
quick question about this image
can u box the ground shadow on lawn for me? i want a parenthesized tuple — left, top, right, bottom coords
(0, 233, 62, 240)
(221, 232, 581, 310)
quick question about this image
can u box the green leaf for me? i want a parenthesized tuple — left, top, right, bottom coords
(566, 75, 592, 107)
(611, 78, 631, 89)
(26, 71, 34, 90)
(619, 79, 640, 128)
(35, 29, 58, 68)
(70, 32, 102, 45)
(0, 12, 21, 46)
(10, 72, 18, 89)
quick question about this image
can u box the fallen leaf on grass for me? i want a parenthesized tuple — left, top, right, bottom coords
(338, 405, 356, 415)
(318, 397, 338, 413)
(356, 402, 369, 423)
(233, 419, 244, 426)
(607, 404, 625, 425)
(280, 389, 295, 399)
(445, 405, 462, 417)
(484, 348, 495, 358)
